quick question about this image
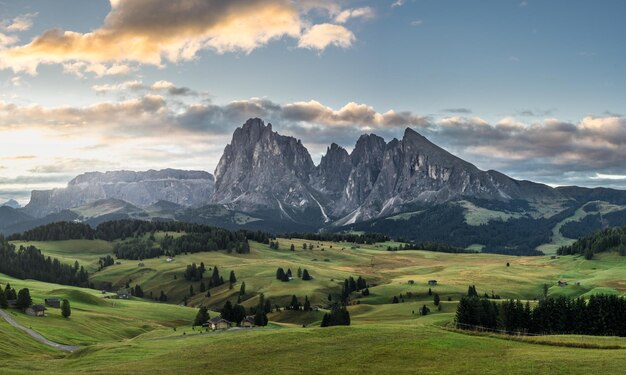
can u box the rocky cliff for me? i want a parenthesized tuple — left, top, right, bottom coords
(23, 169, 214, 218)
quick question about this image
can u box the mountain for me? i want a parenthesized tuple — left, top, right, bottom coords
(1, 199, 21, 209)
(23, 169, 215, 218)
(5, 118, 626, 255)
(213, 118, 323, 223)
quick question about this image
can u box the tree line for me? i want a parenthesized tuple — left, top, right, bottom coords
(0, 235, 89, 287)
(9, 219, 269, 247)
(283, 232, 389, 244)
(557, 226, 626, 259)
(456, 294, 626, 336)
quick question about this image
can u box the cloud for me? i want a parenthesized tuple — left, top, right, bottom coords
(2, 93, 626, 192)
(298, 24, 355, 50)
(410, 20, 424, 27)
(442, 108, 472, 114)
(392, 0, 405, 8)
(334, 7, 374, 24)
(0, 0, 361, 75)
(92, 80, 197, 96)
(2, 13, 36, 32)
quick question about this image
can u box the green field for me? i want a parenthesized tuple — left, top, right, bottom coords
(3, 236, 626, 373)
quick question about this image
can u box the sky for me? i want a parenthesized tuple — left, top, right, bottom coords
(0, 0, 625, 204)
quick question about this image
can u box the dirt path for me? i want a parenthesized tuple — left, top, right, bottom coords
(0, 308, 82, 352)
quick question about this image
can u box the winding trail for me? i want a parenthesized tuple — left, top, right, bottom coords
(0, 309, 82, 352)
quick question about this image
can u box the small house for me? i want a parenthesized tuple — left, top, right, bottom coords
(117, 289, 131, 299)
(44, 298, 61, 308)
(558, 280, 568, 287)
(428, 280, 438, 286)
(26, 305, 46, 317)
(241, 316, 256, 328)
(207, 316, 231, 330)
(7, 299, 17, 308)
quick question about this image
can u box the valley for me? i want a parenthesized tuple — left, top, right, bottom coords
(3, 231, 626, 373)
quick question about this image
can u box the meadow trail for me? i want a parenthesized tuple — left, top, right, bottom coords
(0, 309, 82, 352)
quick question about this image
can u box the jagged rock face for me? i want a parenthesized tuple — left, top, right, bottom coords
(311, 143, 351, 198)
(349, 128, 560, 221)
(23, 169, 214, 218)
(213, 118, 318, 217)
(334, 134, 387, 217)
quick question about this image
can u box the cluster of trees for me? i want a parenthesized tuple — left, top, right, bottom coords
(0, 285, 32, 309)
(394, 242, 469, 254)
(275, 267, 292, 282)
(8, 221, 95, 241)
(114, 230, 251, 260)
(98, 255, 115, 271)
(113, 238, 162, 260)
(0, 236, 89, 287)
(285, 295, 313, 311)
(560, 210, 626, 239)
(285, 232, 389, 244)
(320, 304, 350, 327)
(341, 276, 368, 301)
(269, 241, 280, 250)
(275, 267, 312, 282)
(183, 263, 206, 282)
(456, 294, 626, 336)
(557, 226, 626, 259)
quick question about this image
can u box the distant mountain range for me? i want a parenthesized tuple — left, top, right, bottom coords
(2, 118, 626, 255)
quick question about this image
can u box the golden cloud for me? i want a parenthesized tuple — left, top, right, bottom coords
(0, 0, 360, 75)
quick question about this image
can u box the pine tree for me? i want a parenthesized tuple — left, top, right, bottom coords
(193, 306, 210, 326)
(264, 299, 272, 314)
(254, 309, 268, 326)
(61, 299, 71, 318)
(297, 267, 302, 278)
(276, 267, 285, 280)
(434, 293, 440, 306)
(303, 296, 311, 311)
(290, 244, 295, 252)
(428, 288, 432, 296)
(392, 296, 399, 304)
(239, 282, 246, 296)
(134, 285, 144, 298)
(229, 270, 237, 284)
(189, 284, 194, 296)
(211, 266, 221, 286)
(16, 288, 32, 309)
(159, 290, 168, 302)
(302, 243, 307, 250)
(200, 281, 206, 293)
(289, 295, 300, 310)
(302, 269, 312, 281)
(0, 287, 7, 309)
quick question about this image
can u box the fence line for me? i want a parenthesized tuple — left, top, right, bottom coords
(454, 322, 545, 336)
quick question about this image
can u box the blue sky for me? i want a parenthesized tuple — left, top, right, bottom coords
(0, 0, 625, 203)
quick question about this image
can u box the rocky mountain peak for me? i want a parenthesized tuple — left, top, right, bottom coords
(212, 119, 319, 221)
(0, 199, 21, 209)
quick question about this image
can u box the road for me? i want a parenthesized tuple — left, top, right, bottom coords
(0, 308, 82, 352)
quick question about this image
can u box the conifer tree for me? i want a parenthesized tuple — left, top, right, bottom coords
(0, 287, 7, 309)
(239, 282, 246, 296)
(302, 269, 312, 281)
(193, 306, 210, 326)
(61, 299, 71, 318)
(434, 293, 440, 306)
(16, 288, 31, 309)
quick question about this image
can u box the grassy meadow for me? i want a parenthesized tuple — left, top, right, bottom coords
(3, 235, 626, 373)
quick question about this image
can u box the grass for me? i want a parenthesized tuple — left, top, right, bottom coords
(4, 236, 626, 373)
(0, 273, 196, 346)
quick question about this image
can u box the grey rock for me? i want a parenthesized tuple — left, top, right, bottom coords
(23, 169, 214, 218)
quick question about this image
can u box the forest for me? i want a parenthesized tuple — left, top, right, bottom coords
(557, 226, 626, 259)
(0, 235, 89, 287)
(456, 294, 626, 336)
